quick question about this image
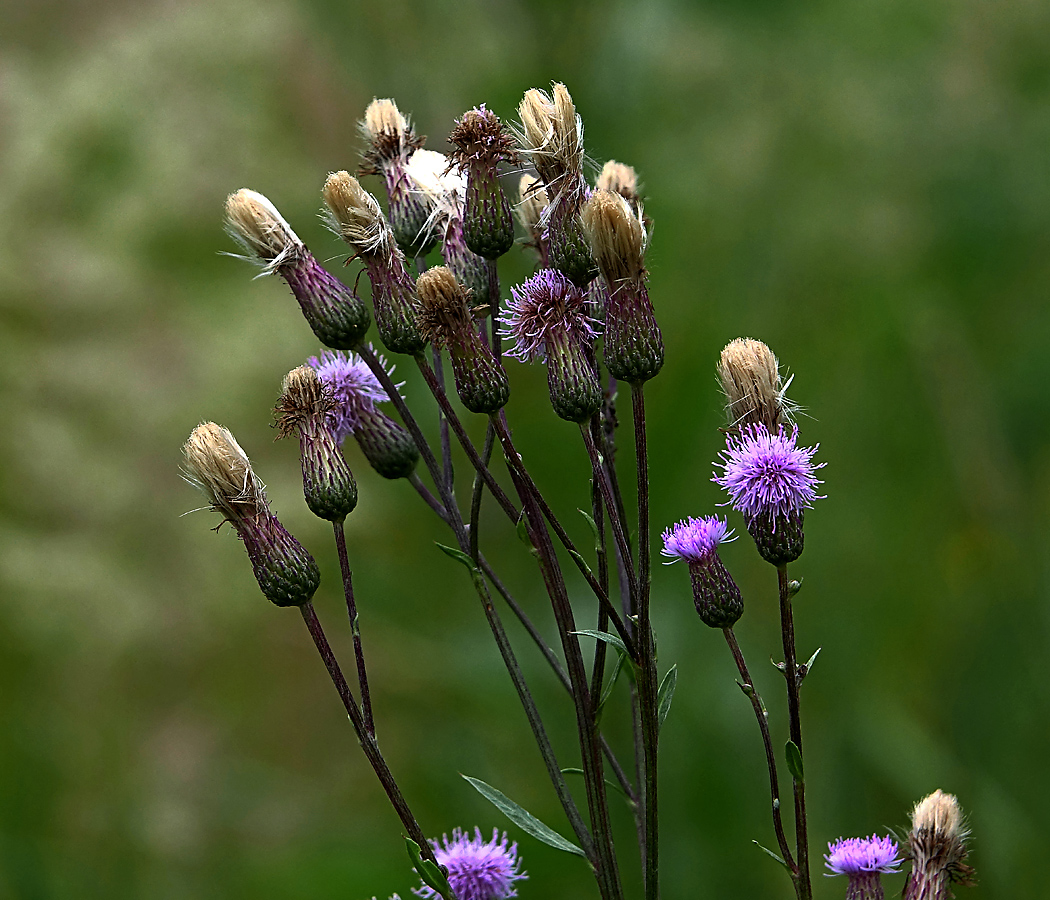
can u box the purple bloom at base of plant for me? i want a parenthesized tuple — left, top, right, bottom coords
(714, 424, 824, 521)
(308, 349, 399, 444)
(826, 835, 901, 900)
(414, 828, 526, 900)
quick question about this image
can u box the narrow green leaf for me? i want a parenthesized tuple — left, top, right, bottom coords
(785, 740, 805, 783)
(461, 775, 586, 857)
(597, 651, 625, 715)
(752, 840, 791, 872)
(567, 549, 595, 581)
(435, 543, 476, 570)
(657, 664, 678, 732)
(515, 513, 538, 556)
(560, 767, 629, 800)
(577, 508, 601, 552)
(571, 629, 627, 656)
(802, 647, 821, 675)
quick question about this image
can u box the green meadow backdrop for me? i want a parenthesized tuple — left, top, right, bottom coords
(2, 0, 1048, 896)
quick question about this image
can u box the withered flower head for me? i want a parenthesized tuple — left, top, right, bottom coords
(416, 266, 474, 349)
(416, 267, 509, 414)
(904, 789, 975, 900)
(717, 338, 796, 430)
(448, 105, 518, 169)
(183, 422, 264, 524)
(224, 188, 371, 349)
(225, 189, 303, 271)
(596, 161, 642, 209)
(517, 83, 584, 184)
(183, 423, 320, 606)
(275, 366, 358, 522)
(581, 188, 647, 285)
(323, 171, 394, 257)
(359, 98, 425, 173)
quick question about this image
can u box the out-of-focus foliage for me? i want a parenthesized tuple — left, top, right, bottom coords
(1, 0, 1047, 896)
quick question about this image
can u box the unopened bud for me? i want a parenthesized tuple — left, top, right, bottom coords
(275, 367, 359, 522)
(224, 189, 370, 349)
(417, 267, 509, 414)
(182, 423, 320, 607)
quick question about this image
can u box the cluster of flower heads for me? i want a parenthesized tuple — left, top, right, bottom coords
(661, 337, 823, 625)
(821, 790, 974, 900)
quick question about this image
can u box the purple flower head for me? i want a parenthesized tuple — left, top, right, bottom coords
(307, 348, 401, 444)
(714, 424, 824, 520)
(660, 516, 735, 564)
(501, 269, 600, 363)
(825, 835, 902, 877)
(414, 828, 526, 900)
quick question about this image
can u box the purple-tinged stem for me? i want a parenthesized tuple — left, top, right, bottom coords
(778, 563, 812, 900)
(493, 417, 624, 900)
(487, 259, 501, 358)
(333, 520, 374, 737)
(722, 627, 798, 883)
(627, 383, 659, 900)
(298, 602, 446, 887)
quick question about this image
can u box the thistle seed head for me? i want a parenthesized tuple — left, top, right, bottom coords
(224, 188, 303, 272)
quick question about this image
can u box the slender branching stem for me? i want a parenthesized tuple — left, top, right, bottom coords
(333, 520, 374, 737)
(778, 564, 812, 900)
(629, 384, 659, 900)
(580, 426, 639, 633)
(493, 418, 624, 900)
(463, 564, 596, 859)
(722, 627, 798, 879)
(469, 424, 496, 560)
(408, 472, 451, 525)
(430, 348, 454, 494)
(479, 551, 635, 803)
(356, 346, 467, 550)
(588, 427, 610, 709)
(298, 602, 449, 892)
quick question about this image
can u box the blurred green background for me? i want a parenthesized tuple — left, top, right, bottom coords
(2, 0, 1048, 896)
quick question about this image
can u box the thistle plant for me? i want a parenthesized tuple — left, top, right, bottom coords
(182, 83, 978, 900)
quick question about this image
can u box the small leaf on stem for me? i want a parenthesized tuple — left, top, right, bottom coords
(657, 664, 677, 731)
(571, 629, 628, 657)
(752, 840, 791, 872)
(785, 740, 804, 783)
(435, 542, 477, 570)
(577, 508, 601, 552)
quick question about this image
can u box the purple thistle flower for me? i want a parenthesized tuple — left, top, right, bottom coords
(825, 835, 902, 900)
(660, 515, 735, 563)
(308, 348, 399, 444)
(714, 424, 823, 521)
(414, 828, 526, 900)
(714, 424, 824, 565)
(501, 269, 600, 363)
(501, 269, 603, 422)
(661, 515, 743, 628)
